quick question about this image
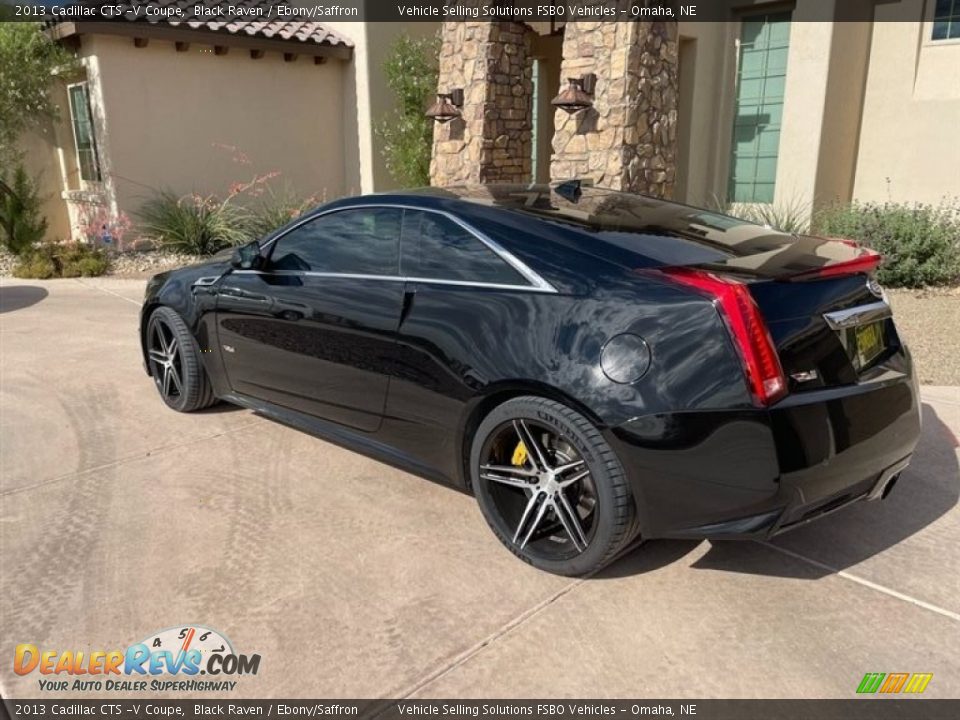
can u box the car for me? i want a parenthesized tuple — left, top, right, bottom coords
(140, 182, 922, 576)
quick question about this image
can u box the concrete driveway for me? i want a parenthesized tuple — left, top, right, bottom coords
(1, 277, 958, 699)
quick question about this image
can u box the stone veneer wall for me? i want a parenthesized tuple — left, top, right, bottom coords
(430, 21, 533, 186)
(550, 21, 679, 198)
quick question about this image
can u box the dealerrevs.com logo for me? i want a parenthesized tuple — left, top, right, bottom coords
(14, 625, 260, 692)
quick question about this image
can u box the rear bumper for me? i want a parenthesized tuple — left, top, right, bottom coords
(608, 359, 922, 539)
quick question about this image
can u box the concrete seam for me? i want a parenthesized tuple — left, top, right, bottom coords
(757, 540, 960, 623)
(73, 277, 144, 307)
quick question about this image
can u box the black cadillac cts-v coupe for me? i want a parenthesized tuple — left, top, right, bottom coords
(141, 183, 921, 575)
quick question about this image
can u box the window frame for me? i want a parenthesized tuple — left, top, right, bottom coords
(249, 204, 556, 293)
(66, 81, 102, 184)
(927, 0, 960, 44)
(726, 9, 793, 204)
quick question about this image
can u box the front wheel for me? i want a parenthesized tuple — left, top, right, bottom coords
(146, 306, 218, 413)
(470, 396, 637, 576)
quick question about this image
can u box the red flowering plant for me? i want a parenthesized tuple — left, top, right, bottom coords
(138, 144, 325, 256)
(76, 203, 133, 252)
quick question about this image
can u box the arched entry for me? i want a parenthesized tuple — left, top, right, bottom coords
(429, 17, 679, 198)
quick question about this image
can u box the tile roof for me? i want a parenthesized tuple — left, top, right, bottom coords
(55, 1, 353, 49)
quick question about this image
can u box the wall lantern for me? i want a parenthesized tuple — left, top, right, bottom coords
(552, 74, 597, 114)
(426, 89, 464, 123)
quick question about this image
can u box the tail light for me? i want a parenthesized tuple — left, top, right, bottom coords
(661, 267, 787, 406)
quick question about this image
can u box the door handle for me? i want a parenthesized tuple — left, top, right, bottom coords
(400, 286, 416, 326)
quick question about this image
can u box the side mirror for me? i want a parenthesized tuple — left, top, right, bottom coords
(230, 241, 263, 270)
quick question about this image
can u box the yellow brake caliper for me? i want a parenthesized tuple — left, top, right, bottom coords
(511, 440, 528, 467)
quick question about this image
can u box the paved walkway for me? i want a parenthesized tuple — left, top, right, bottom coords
(1, 278, 958, 699)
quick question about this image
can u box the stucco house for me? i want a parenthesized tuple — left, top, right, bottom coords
(24, 0, 960, 244)
(25, 1, 439, 243)
(428, 0, 960, 212)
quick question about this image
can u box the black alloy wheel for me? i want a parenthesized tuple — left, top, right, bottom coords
(146, 307, 217, 413)
(471, 396, 637, 576)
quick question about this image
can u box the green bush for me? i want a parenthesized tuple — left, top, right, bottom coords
(375, 33, 440, 187)
(12, 253, 55, 279)
(74, 254, 111, 277)
(1, 165, 49, 255)
(813, 200, 960, 288)
(12, 242, 110, 279)
(248, 186, 318, 239)
(138, 190, 250, 256)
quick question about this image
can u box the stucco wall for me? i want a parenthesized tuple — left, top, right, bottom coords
(83, 34, 348, 217)
(854, 0, 960, 204)
(323, 21, 440, 193)
(17, 123, 73, 243)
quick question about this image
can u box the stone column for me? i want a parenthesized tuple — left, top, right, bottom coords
(550, 21, 679, 198)
(430, 21, 533, 186)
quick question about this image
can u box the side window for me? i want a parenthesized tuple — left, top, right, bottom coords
(400, 210, 527, 286)
(269, 208, 401, 275)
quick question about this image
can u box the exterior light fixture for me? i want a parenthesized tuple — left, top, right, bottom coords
(426, 88, 464, 124)
(551, 74, 596, 114)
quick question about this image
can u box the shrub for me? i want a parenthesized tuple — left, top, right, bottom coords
(721, 198, 811, 235)
(248, 186, 320, 239)
(376, 33, 440, 187)
(138, 190, 250, 256)
(74, 254, 111, 277)
(0, 164, 49, 255)
(12, 253, 55, 279)
(813, 200, 960, 288)
(12, 242, 110, 279)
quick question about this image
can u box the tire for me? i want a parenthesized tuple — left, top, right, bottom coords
(145, 306, 218, 413)
(470, 396, 637, 576)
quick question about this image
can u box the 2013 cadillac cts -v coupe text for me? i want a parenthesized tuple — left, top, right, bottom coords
(140, 184, 921, 576)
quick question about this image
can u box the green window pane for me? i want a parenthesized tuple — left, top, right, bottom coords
(728, 13, 791, 203)
(753, 184, 775, 203)
(68, 85, 100, 182)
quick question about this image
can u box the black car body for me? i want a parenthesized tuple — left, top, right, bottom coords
(141, 184, 922, 573)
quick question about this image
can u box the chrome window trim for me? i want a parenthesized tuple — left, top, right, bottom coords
(231, 269, 556, 294)
(257, 203, 557, 294)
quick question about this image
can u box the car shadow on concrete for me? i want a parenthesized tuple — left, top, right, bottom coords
(602, 402, 958, 580)
(0, 285, 48, 314)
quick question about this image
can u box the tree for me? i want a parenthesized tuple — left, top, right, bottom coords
(0, 165, 48, 255)
(0, 23, 77, 169)
(375, 33, 441, 188)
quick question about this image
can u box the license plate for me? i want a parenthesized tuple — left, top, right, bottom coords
(855, 321, 885, 368)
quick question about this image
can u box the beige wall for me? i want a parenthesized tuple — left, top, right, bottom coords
(81, 34, 348, 221)
(854, 0, 960, 204)
(323, 21, 440, 193)
(18, 123, 72, 243)
(676, 3, 959, 213)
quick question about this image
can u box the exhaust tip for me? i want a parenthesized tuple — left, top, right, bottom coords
(881, 473, 900, 500)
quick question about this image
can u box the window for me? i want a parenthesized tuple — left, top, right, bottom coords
(400, 211, 527, 286)
(68, 84, 101, 182)
(269, 208, 401, 275)
(728, 12, 791, 203)
(933, 0, 960, 40)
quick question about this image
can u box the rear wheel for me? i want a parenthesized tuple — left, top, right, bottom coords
(470, 396, 637, 576)
(146, 306, 217, 413)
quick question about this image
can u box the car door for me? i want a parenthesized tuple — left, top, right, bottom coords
(214, 206, 404, 432)
(381, 209, 550, 477)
